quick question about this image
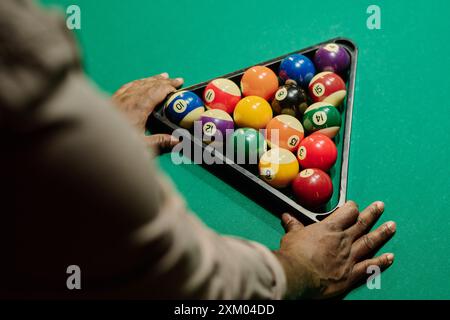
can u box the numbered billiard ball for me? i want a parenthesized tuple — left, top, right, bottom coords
(292, 168, 333, 209)
(233, 96, 273, 129)
(271, 82, 309, 117)
(308, 72, 347, 106)
(240, 66, 279, 101)
(297, 133, 337, 172)
(279, 54, 316, 88)
(227, 128, 266, 165)
(203, 78, 241, 114)
(259, 148, 299, 188)
(314, 43, 350, 76)
(164, 90, 205, 129)
(303, 102, 341, 138)
(200, 109, 234, 143)
(265, 115, 304, 152)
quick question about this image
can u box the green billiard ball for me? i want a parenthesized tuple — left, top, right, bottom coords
(227, 128, 266, 165)
(302, 102, 341, 138)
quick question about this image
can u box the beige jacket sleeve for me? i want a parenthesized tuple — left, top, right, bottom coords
(0, 0, 286, 299)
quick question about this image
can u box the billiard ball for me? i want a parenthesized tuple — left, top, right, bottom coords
(292, 168, 333, 208)
(240, 66, 279, 101)
(233, 96, 273, 129)
(265, 115, 304, 152)
(279, 54, 316, 88)
(297, 133, 337, 172)
(271, 82, 309, 117)
(314, 43, 350, 76)
(308, 72, 347, 106)
(259, 148, 299, 188)
(227, 128, 266, 164)
(203, 78, 241, 114)
(200, 109, 234, 143)
(164, 90, 205, 129)
(303, 102, 341, 138)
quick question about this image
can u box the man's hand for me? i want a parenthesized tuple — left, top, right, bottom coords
(112, 73, 184, 154)
(274, 201, 396, 299)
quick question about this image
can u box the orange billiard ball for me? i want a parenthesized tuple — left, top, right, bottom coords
(240, 66, 279, 101)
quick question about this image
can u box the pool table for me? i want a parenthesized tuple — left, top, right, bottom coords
(40, 0, 450, 299)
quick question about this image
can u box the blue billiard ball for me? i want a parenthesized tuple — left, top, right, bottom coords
(165, 90, 205, 129)
(279, 54, 316, 88)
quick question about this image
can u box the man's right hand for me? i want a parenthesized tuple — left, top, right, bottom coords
(274, 201, 396, 299)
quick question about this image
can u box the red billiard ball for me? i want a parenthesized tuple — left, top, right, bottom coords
(296, 133, 337, 172)
(308, 72, 346, 107)
(292, 168, 333, 208)
(203, 78, 242, 114)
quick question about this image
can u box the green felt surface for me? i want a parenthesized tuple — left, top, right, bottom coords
(40, 0, 450, 299)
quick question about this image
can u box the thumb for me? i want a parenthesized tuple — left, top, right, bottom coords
(281, 213, 305, 233)
(144, 134, 180, 154)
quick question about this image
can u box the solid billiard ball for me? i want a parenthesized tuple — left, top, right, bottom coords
(233, 96, 273, 129)
(259, 148, 299, 188)
(265, 115, 304, 152)
(279, 54, 316, 88)
(203, 78, 241, 114)
(240, 66, 279, 100)
(303, 102, 341, 138)
(200, 109, 234, 143)
(227, 128, 266, 164)
(308, 72, 347, 106)
(297, 133, 337, 172)
(314, 43, 350, 76)
(292, 168, 333, 208)
(271, 82, 309, 117)
(164, 90, 205, 129)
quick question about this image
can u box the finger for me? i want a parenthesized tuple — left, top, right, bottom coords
(144, 134, 180, 154)
(165, 77, 184, 88)
(147, 73, 170, 81)
(347, 201, 384, 239)
(351, 221, 396, 260)
(113, 81, 134, 97)
(349, 253, 394, 286)
(281, 213, 304, 233)
(324, 201, 359, 230)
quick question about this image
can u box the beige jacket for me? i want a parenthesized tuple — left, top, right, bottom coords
(0, 0, 286, 299)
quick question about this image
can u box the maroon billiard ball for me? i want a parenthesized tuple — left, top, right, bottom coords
(308, 72, 346, 107)
(292, 168, 333, 208)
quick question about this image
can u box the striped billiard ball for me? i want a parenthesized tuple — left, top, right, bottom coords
(265, 115, 304, 152)
(200, 109, 234, 143)
(203, 78, 241, 114)
(164, 91, 205, 129)
(308, 72, 347, 107)
(303, 102, 341, 138)
(259, 148, 299, 188)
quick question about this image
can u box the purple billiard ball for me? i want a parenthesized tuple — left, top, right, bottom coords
(314, 43, 350, 76)
(200, 109, 234, 143)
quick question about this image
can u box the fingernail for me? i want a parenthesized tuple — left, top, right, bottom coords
(282, 213, 292, 224)
(386, 221, 396, 233)
(175, 77, 184, 83)
(376, 201, 384, 211)
(386, 253, 394, 264)
(170, 136, 180, 143)
(160, 72, 169, 78)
